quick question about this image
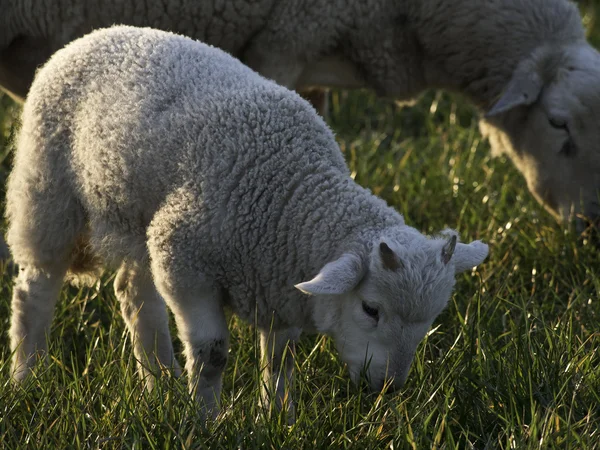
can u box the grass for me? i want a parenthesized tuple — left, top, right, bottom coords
(1, 4, 600, 449)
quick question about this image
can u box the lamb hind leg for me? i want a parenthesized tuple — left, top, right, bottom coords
(114, 261, 180, 389)
(9, 263, 67, 382)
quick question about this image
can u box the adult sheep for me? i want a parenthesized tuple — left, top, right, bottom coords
(1, 0, 598, 228)
(6, 26, 489, 419)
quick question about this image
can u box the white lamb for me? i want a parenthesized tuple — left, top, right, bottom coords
(0, 0, 598, 228)
(6, 26, 488, 418)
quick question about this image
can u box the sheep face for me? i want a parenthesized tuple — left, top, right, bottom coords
(483, 43, 600, 230)
(296, 228, 488, 391)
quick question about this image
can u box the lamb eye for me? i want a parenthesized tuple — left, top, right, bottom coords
(549, 117, 568, 130)
(362, 302, 379, 320)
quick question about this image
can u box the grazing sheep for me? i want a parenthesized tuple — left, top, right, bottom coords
(6, 26, 488, 418)
(0, 0, 598, 227)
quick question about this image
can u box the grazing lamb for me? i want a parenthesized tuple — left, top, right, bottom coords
(6, 26, 488, 418)
(0, 0, 598, 228)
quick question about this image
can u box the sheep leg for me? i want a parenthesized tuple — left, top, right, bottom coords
(114, 261, 180, 389)
(243, 48, 328, 116)
(300, 89, 329, 117)
(152, 267, 229, 419)
(240, 46, 329, 115)
(259, 327, 302, 423)
(147, 189, 229, 419)
(9, 264, 67, 383)
(171, 285, 227, 419)
(242, 44, 304, 90)
(296, 55, 368, 116)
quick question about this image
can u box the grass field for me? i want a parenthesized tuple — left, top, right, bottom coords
(1, 4, 600, 450)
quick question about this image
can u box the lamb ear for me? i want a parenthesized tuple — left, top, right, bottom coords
(452, 241, 489, 273)
(441, 235, 457, 265)
(380, 242, 401, 271)
(486, 69, 543, 117)
(295, 253, 366, 296)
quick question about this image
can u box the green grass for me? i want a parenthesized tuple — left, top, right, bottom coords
(1, 6, 600, 450)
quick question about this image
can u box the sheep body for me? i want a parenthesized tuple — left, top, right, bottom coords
(1, 0, 582, 105)
(0, 0, 276, 97)
(7, 24, 386, 328)
(6, 26, 488, 418)
(1, 0, 598, 229)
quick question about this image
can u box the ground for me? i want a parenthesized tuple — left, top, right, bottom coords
(0, 2, 599, 449)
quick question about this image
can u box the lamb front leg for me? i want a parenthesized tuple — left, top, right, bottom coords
(157, 280, 228, 420)
(148, 192, 230, 420)
(150, 255, 227, 418)
(259, 327, 301, 423)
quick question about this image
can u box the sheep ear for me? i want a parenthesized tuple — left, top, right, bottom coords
(452, 241, 489, 273)
(380, 242, 401, 271)
(295, 253, 365, 296)
(441, 235, 457, 265)
(486, 70, 543, 117)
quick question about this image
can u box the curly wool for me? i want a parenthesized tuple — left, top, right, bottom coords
(0, 0, 592, 235)
(0, 0, 584, 107)
(6, 26, 404, 330)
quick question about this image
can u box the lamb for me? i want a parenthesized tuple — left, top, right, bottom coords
(1, 0, 599, 229)
(6, 26, 489, 419)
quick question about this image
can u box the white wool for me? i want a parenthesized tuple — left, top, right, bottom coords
(6, 26, 488, 419)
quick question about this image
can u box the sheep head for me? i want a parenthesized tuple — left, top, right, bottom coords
(295, 227, 488, 392)
(482, 42, 600, 232)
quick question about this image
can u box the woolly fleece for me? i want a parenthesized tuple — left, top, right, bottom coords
(6, 25, 406, 330)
